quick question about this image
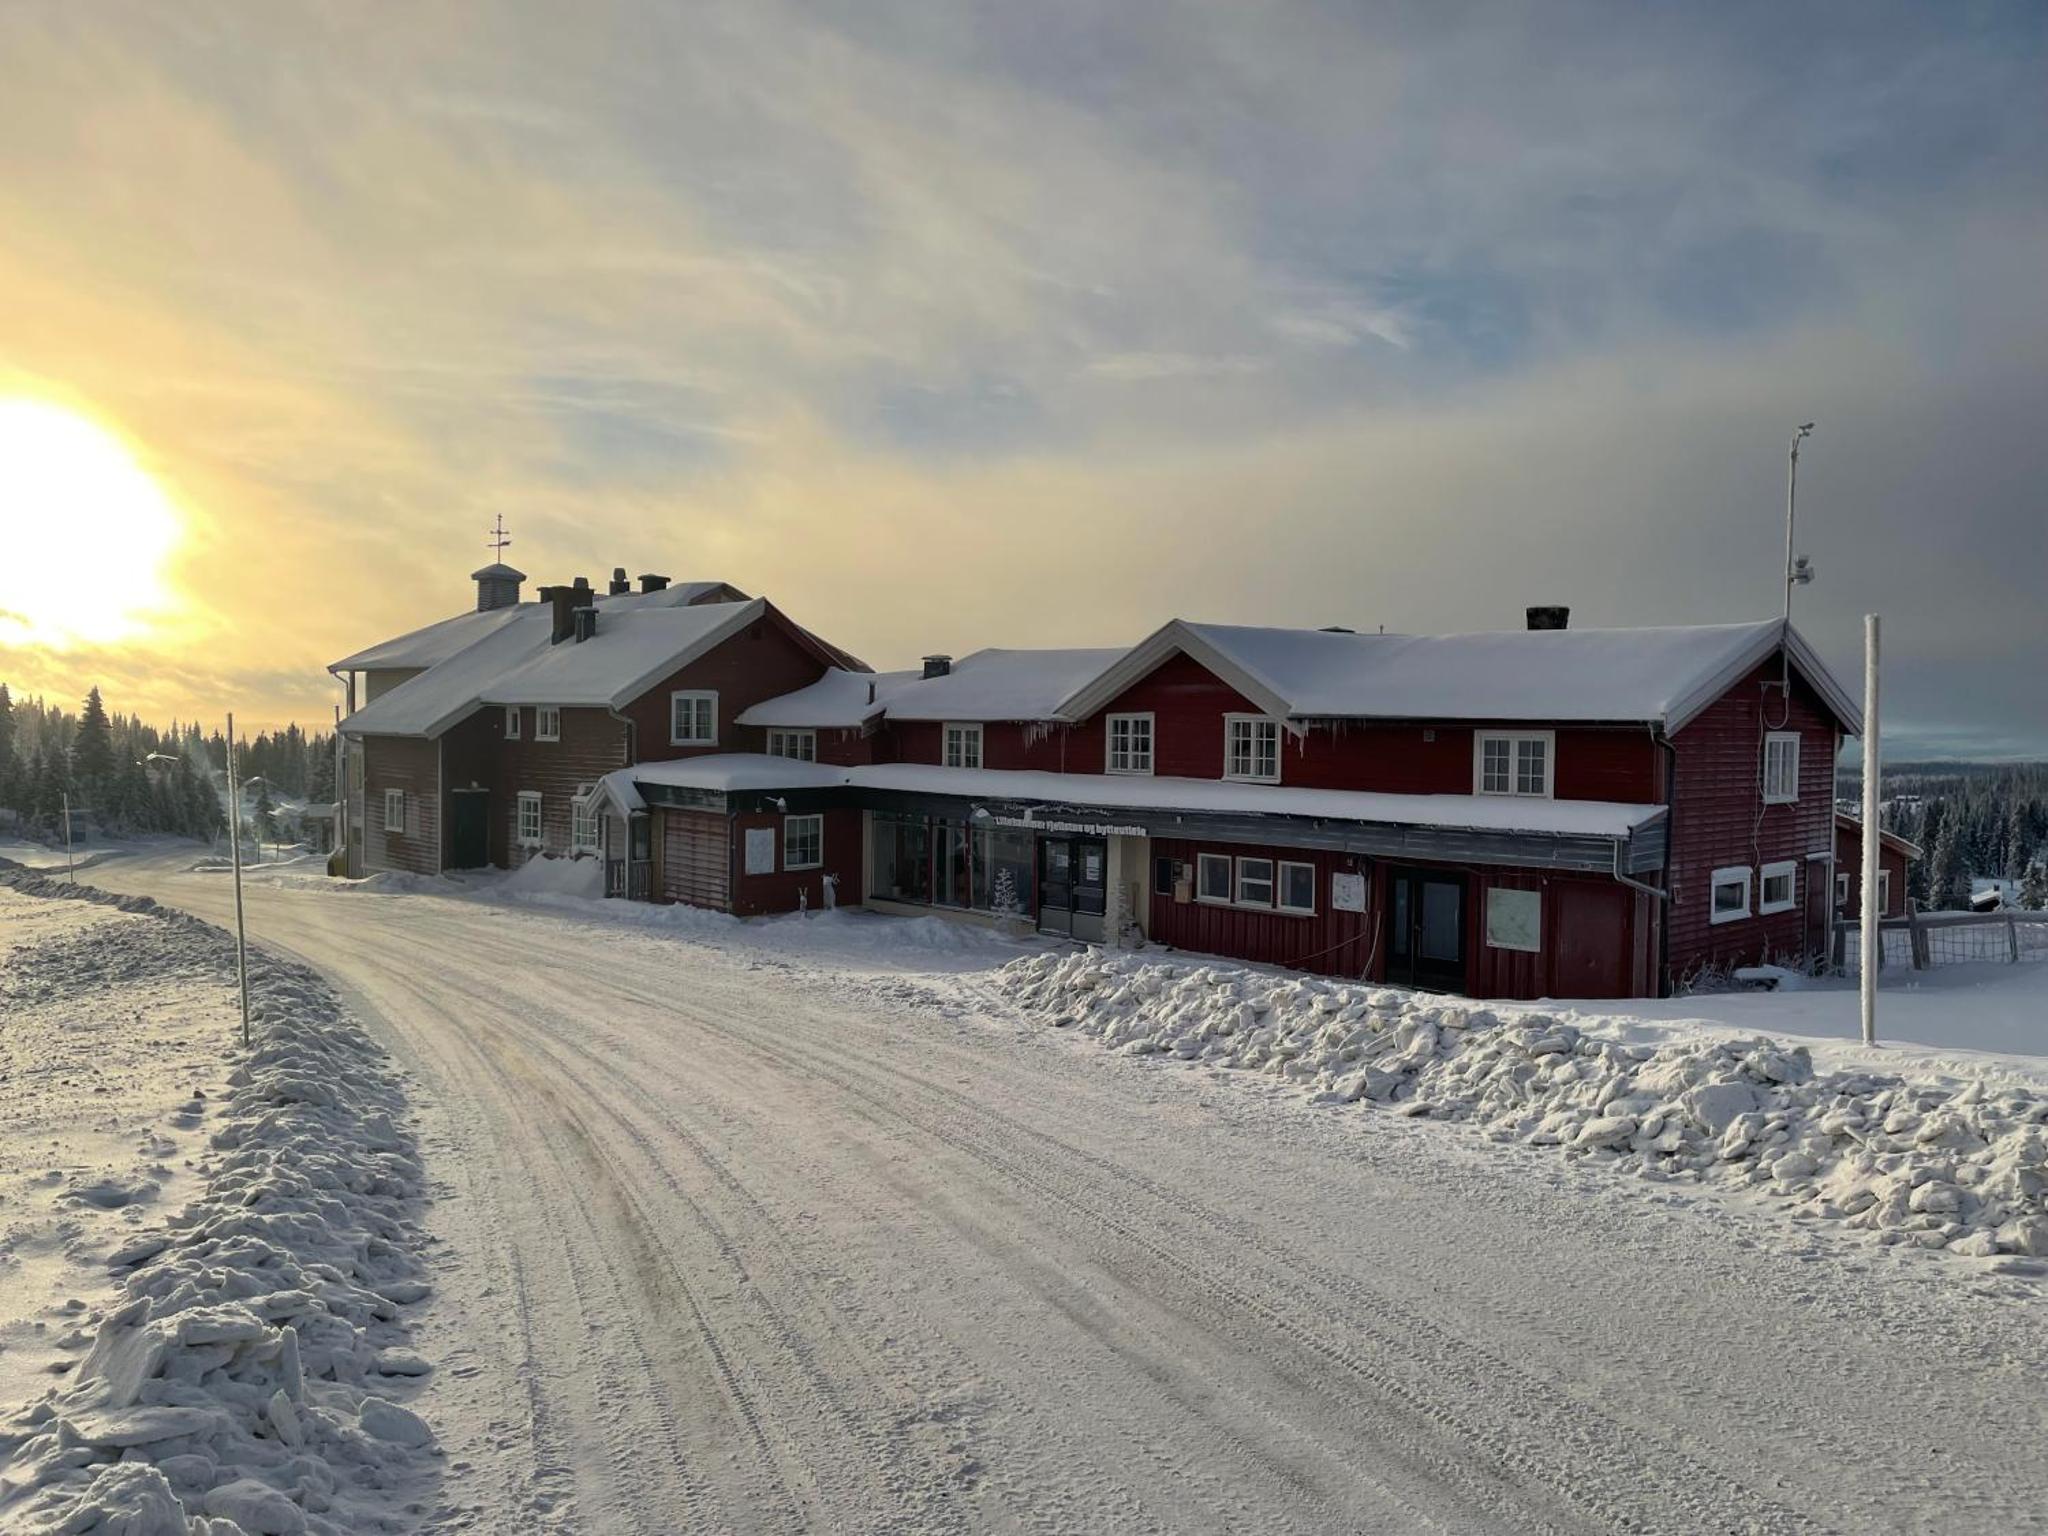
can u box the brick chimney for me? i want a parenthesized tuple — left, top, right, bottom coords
(471, 563, 526, 613)
(1526, 605, 1570, 631)
(638, 573, 670, 593)
(608, 566, 631, 596)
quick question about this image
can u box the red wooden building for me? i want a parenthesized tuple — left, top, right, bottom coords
(1833, 813, 1920, 921)
(335, 569, 1863, 1000)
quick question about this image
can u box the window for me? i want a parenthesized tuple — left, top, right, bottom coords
(1153, 857, 1177, 896)
(670, 691, 717, 746)
(517, 791, 543, 848)
(1878, 870, 1892, 917)
(504, 706, 521, 740)
(1277, 861, 1316, 914)
(767, 729, 816, 762)
(784, 814, 823, 870)
(1836, 873, 1850, 910)
(1197, 852, 1233, 904)
(1235, 856, 1276, 907)
(571, 784, 600, 853)
(535, 706, 560, 742)
(382, 789, 404, 834)
(1762, 732, 1800, 804)
(1224, 716, 1280, 782)
(1485, 887, 1542, 952)
(944, 723, 983, 769)
(1475, 731, 1553, 797)
(1759, 860, 1798, 914)
(1709, 865, 1752, 924)
(1105, 713, 1154, 775)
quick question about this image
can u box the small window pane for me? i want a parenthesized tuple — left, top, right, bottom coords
(1198, 853, 1232, 901)
(1713, 878, 1747, 914)
(1236, 857, 1275, 906)
(1279, 862, 1315, 912)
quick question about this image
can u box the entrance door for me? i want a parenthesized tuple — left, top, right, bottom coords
(1038, 836, 1109, 941)
(450, 790, 489, 869)
(1387, 868, 1467, 991)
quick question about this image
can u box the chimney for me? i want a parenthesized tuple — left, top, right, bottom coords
(922, 654, 952, 679)
(608, 566, 631, 596)
(572, 575, 592, 597)
(471, 563, 526, 613)
(549, 586, 578, 644)
(1526, 605, 1570, 631)
(573, 607, 598, 643)
(638, 573, 670, 594)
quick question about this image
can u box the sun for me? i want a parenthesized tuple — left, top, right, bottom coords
(0, 398, 185, 647)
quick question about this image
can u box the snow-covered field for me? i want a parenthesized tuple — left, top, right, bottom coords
(22, 844, 2048, 1532)
(0, 872, 434, 1535)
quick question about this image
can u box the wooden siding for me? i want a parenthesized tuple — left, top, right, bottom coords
(360, 736, 441, 877)
(498, 706, 628, 867)
(1834, 822, 1909, 920)
(660, 809, 731, 909)
(1665, 660, 1839, 983)
(728, 809, 866, 916)
(1457, 868, 1649, 1000)
(1146, 837, 1374, 978)
(439, 710, 505, 868)
(626, 607, 833, 764)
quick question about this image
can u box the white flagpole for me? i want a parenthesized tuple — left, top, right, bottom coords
(225, 713, 252, 1050)
(1860, 617, 1881, 1048)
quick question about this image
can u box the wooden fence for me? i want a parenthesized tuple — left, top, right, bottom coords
(1836, 908, 2048, 974)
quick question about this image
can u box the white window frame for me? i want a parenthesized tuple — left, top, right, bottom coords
(1709, 864, 1752, 925)
(766, 728, 816, 762)
(669, 691, 718, 747)
(1758, 859, 1798, 915)
(784, 813, 823, 871)
(516, 791, 543, 848)
(1196, 852, 1234, 905)
(535, 705, 561, 743)
(1878, 869, 1892, 918)
(504, 705, 521, 740)
(1105, 712, 1155, 775)
(1836, 873, 1850, 910)
(382, 788, 405, 834)
(1234, 856, 1276, 907)
(1276, 860, 1316, 915)
(571, 783, 600, 854)
(1762, 732, 1800, 804)
(1474, 730, 1554, 798)
(1223, 715, 1281, 783)
(944, 722, 983, 770)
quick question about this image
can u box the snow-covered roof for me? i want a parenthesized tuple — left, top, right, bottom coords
(735, 668, 921, 729)
(328, 580, 741, 672)
(1055, 618, 1861, 734)
(882, 648, 1127, 722)
(605, 754, 1665, 839)
(341, 599, 775, 739)
(1836, 812, 1923, 862)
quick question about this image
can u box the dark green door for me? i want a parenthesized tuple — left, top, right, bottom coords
(450, 790, 489, 869)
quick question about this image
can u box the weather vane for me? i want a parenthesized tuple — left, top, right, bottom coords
(488, 514, 512, 559)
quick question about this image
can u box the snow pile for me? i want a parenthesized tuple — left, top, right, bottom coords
(0, 874, 437, 1535)
(1001, 950, 2048, 1266)
(498, 852, 603, 900)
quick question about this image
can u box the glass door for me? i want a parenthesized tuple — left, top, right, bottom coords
(1387, 868, 1467, 992)
(1037, 838, 1075, 935)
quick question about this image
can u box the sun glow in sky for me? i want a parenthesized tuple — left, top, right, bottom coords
(0, 398, 184, 647)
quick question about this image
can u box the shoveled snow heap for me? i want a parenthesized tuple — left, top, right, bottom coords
(1002, 950, 2048, 1266)
(0, 873, 436, 1535)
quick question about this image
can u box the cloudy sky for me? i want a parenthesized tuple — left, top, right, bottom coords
(0, 0, 2042, 754)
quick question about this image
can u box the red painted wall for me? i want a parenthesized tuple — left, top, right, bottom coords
(625, 606, 836, 764)
(1834, 822, 1909, 919)
(1664, 662, 1838, 982)
(728, 809, 865, 916)
(1147, 837, 1375, 977)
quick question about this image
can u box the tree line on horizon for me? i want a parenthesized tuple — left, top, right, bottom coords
(1877, 763, 2048, 911)
(0, 682, 336, 845)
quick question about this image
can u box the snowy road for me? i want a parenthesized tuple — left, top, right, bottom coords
(84, 851, 2048, 1534)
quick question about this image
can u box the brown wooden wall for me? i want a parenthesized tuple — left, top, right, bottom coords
(497, 705, 629, 868)
(360, 735, 441, 876)
(659, 809, 731, 908)
(1664, 661, 1839, 981)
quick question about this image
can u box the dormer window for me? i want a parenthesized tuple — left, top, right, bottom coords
(1475, 731, 1552, 798)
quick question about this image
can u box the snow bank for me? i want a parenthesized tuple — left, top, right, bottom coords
(498, 852, 603, 900)
(1001, 950, 2048, 1269)
(0, 873, 437, 1534)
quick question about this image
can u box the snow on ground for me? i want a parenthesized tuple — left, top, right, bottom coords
(0, 872, 436, 1535)
(1002, 948, 2048, 1274)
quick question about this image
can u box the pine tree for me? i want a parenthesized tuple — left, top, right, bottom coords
(1926, 819, 1970, 912)
(2022, 863, 2048, 913)
(70, 685, 115, 810)
(254, 779, 277, 841)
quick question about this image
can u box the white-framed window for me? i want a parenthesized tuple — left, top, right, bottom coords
(382, 788, 405, 834)
(1475, 730, 1553, 797)
(535, 705, 561, 742)
(1759, 859, 1798, 914)
(571, 784, 600, 853)
(1709, 865, 1752, 924)
(1277, 860, 1316, 915)
(767, 728, 816, 762)
(1235, 856, 1276, 907)
(1762, 732, 1800, 804)
(1224, 716, 1280, 783)
(1105, 713, 1154, 775)
(1485, 887, 1543, 952)
(516, 791, 543, 848)
(784, 813, 823, 870)
(1196, 852, 1233, 904)
(670, 691, 717, 746)
(504, 706, 521, 740)
(944, 722, 983, 769)
(1878, 870, 1892, 917)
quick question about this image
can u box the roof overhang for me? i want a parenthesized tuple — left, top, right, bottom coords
(1054, 620, 1296, 725)
(1663, 621, 1862, 736)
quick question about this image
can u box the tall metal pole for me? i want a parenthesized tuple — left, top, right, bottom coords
(61, 791, 75, 883)
(225, 713, 252, 1050)
(1784, 423, 1815, 627)
(1860, 616, 1881, 1048)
